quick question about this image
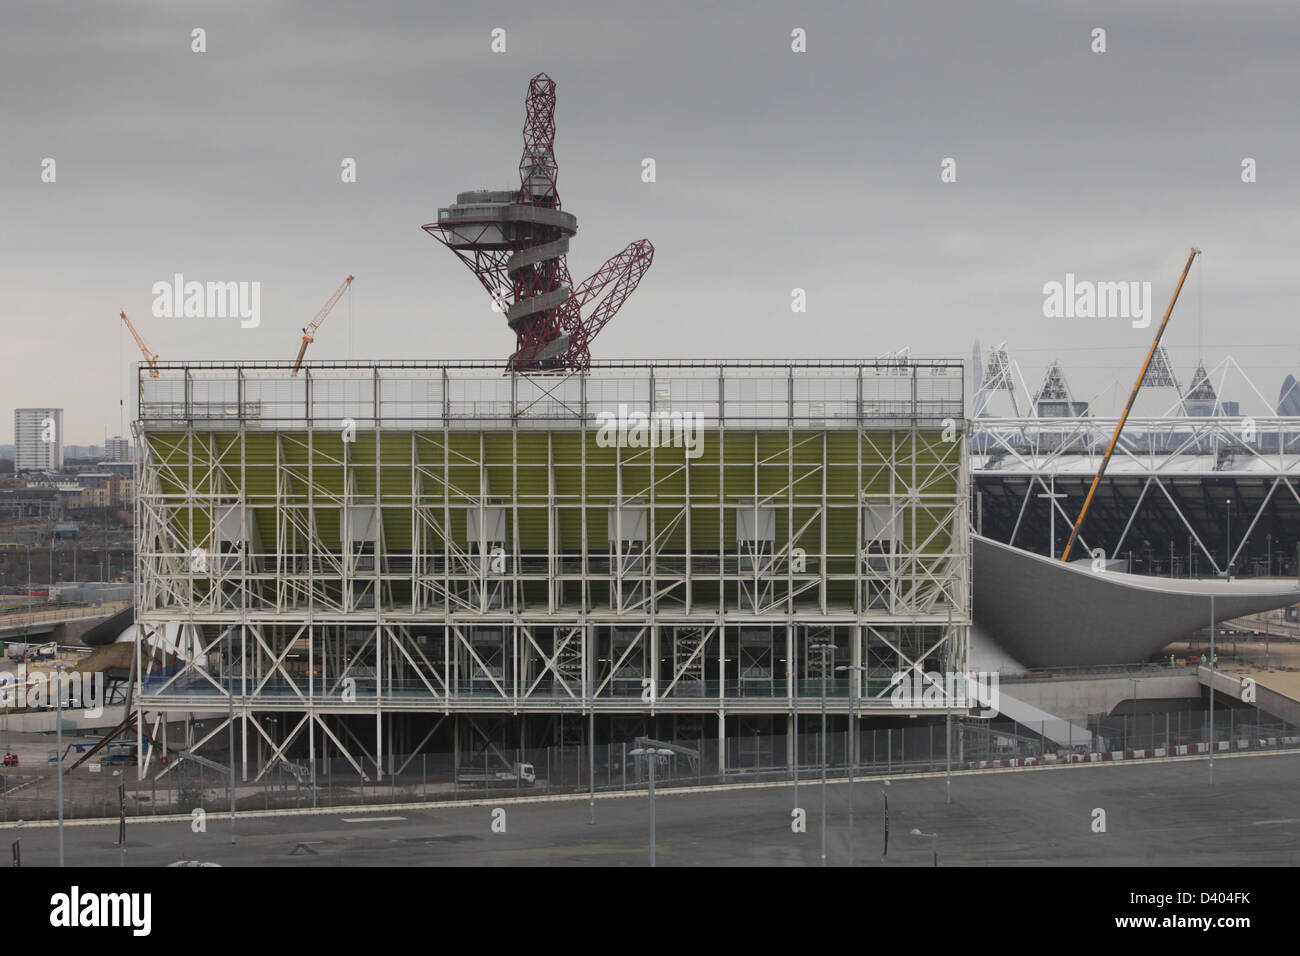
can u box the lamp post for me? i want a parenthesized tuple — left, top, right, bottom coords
(809, 641, 835, 867)
(836, 662, 866, 867)
(1266, 534, 1272, 577)
(1252, 631, 1263, 735)
(945, 607, 953, 804)
(1209, 595, 1216, 786)
(1130, 678, 1141, 751)
(54, 661, 66, 867)
(1225, 499, 1233, 578)
(792, 626, 799, 810)
(588, 625, 595, 825)
(628, 746, 671, 866)
(228, 628, 236, 844)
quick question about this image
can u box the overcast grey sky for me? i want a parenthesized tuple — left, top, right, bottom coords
(3, 0, 1298, 442)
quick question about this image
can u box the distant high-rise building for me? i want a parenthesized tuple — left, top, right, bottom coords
(14, 408, 63, 472)
(1279, 375, 1300, 417)
(1183, 362, 1219, 417)
(106, 436, 131, 462)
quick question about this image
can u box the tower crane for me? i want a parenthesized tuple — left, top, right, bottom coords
(291, 275, 355, 376)
(119, 311, 159, 378)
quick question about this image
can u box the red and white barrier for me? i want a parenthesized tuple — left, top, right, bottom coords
(967, 733, 1299, 770)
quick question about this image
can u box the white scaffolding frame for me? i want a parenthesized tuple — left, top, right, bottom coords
(133, 360, 971, 778)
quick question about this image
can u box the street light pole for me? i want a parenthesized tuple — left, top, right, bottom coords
(629, 746, 670, 866)
(946, 607, 953, 805)
(55, 662, 65, 867)
(1209, 595, 1215, 786)
(648, 753, 656, 867)
(846, 664, 854, 865)
(588, 625, 595, 825)
(1225, 499, 1232, 578)
(810, 641, 834, 867)
(792, 626, 798, 810)
(836, 662, 867, 867)
(1130, 677, 1140, 751)
(228, 628, 236, 844)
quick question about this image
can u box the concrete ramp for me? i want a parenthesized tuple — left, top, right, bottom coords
(1201, 665, 1300, 729)
(995, 690, 1093, 749)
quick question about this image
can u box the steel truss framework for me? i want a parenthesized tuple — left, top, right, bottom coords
(974, 415, 1300, 576)
(133, 361, 969, 778)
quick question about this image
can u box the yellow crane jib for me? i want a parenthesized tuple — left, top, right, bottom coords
(1060, 248, 1201, 563)
(291, 275, 355, 376)
(119, 310, 160, 378)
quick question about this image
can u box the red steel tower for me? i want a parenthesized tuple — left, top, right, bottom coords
(424, 73, 654, 371)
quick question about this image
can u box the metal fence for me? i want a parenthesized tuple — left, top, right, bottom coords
(3, 707, 1296, 821)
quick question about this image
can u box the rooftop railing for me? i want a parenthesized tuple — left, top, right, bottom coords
(138, 360, 964, 429)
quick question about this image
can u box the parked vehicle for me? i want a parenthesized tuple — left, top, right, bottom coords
(102, 742, 146, 766)
(48, 743, 95, 764)
(455, 761, 536, 787)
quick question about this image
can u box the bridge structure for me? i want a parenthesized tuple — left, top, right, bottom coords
(0, 600, 131, 645)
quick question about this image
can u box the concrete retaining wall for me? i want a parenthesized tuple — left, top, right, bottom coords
(1003, 672, 1200, 724)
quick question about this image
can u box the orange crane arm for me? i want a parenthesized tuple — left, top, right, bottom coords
(119, 311, 160, 377)
(291, 275, 354, 376)
(1060, 248, 1201, 563)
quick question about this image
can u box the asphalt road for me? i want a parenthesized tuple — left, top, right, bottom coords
(6, 752, 1299, 866)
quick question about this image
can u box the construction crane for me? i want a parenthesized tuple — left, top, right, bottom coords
(119, 311, 159, 378)
(1060, 248, 1202, 563)
(291, 275, 354, 376)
